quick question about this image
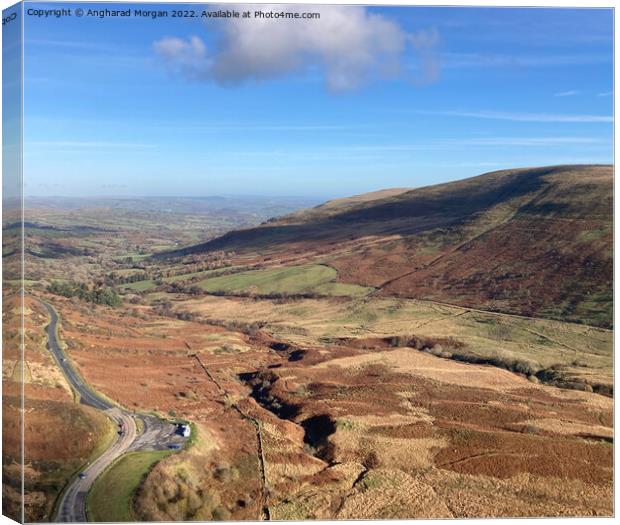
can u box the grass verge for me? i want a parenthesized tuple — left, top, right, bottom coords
(87, 450, 173, 522)
(50, 407, 117, 521)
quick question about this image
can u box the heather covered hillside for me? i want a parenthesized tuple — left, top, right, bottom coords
(164, 165, 613, 327)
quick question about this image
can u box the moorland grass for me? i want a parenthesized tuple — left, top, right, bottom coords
(177, 294, 612, 391)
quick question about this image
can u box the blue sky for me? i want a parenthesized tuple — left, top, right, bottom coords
(22, 3, 613, 199)
(3, 1, 22, 203)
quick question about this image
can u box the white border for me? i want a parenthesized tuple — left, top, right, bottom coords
(0, 2, 616, 525)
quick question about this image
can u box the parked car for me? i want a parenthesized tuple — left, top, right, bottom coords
(175, 423, 191, 437)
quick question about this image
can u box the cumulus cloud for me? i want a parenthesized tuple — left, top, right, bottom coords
(153, 5, 439, 91)
(153, 35, 210, 77)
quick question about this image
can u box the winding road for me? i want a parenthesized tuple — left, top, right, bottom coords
(37, 298, 187, 522)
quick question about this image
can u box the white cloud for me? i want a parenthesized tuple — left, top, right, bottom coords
(153, 36, 209, 78)
(153, 5, 438, 91)
(441, 52, 610, 69)
(421, 110, 612, 123)
(597, 91, 612, 97)
(553, 90, 580, 97)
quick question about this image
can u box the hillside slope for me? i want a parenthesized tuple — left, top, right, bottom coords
(163, 165, 613, 327)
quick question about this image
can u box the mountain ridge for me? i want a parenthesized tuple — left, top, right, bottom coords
(160, 164, 612, 327)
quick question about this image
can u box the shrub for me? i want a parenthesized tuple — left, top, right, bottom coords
(364, 451, 380, 469)
(212, 506, 231, 521)
(47, 280, 122, 307)
(513, 359, 541, 376)
(211, 464, 239, 483)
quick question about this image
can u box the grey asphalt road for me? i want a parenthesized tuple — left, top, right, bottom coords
(130, 413, 187, 452)
(36, 298, 187, 523)
(57, 407, 137, 523)
(41, 301, 113, 411)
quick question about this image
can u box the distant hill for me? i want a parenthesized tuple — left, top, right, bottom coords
(270, 187, 412, 224)
(25, 195, 321, 219)
(162, 165, 613, 327)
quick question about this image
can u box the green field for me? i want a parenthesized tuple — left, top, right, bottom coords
(113, 253, 152, 263)
(120, 266, 247, 292)
(164, 271, 210, 283)
(112, 268, 148, 278)
(6, 279, 38, 287)
(87, 450, 172, 522)
(124, 280, 156, 292)
(162, 265, 244, 283)
(197, 264, 373, 297)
